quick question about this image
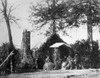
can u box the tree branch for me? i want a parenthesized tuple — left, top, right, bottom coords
(8, 4, 20, 17)
(9, 16, 20, 28)
(1, 0, 5, 8)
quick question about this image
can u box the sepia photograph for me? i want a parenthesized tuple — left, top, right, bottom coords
(0, 0, 100, 78)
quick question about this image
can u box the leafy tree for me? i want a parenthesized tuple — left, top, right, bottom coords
(66, 0, 100, 52)
(29, 0, 72, 69)
(29, 0, 100, 68)
(29, 0, 100, 51)
(29, 0, 72, 34)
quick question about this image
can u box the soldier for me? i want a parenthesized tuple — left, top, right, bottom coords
(61, 56, 67, 70)
(74, 54, 79, 69)
(66, 55, 73, 70)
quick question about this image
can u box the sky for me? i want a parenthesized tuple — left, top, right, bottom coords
(0, 0, 100, 49)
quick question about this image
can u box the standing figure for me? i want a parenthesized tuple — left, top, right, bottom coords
(61, 56, 68, 70)
(45, 56, 50, 63)
(74, 54, 80, 69)
(37, 55, 44, 69)
(53, 48, 61, 70)
(66, 55, 73, 70)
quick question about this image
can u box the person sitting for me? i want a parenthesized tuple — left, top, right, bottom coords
(43, 62, 55, 71)
(43, 56, 54, 71)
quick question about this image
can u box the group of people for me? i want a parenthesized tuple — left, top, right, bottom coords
(43, 54, 83, 71)
(61, 54, 81, 70)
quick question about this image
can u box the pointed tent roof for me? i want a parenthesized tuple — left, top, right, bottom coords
(37, 33, 70, 52)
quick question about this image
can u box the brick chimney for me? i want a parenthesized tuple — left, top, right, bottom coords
(21, 29, 32, 64)
(22, 29, 30, 51)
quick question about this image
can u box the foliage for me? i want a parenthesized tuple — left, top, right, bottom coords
(71, 39, 100, 68)
(90, 41, 100, 68)
(0, 43, 13, 74)
(29, 0, 100, 31)
(29, 0, 73, 34)
(0, 43, 29, 74)
(71, 40, 90, 56)
(15, 49, 36, 73)
(0, 43, 35, 74)
(66, 0, 100, 26)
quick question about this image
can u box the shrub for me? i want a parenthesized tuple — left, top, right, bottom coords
(0, 43, 12, 75)
(71, 40, 100, 68)
(0, 43, 21, 74)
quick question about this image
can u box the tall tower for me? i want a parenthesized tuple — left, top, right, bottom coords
(22, 29, 30, 51)
(21, 29, 31, 64)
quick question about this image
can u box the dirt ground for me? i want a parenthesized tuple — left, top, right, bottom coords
(0, 69, 100, 78)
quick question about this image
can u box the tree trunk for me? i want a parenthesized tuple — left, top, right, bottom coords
(53, 19, 56, 34)
(4, 14, 14, 73)
(87, 23, 93, 52)
(1, 0, 14, 73)
(5, 16, 14, 48)
(87, 18, 93, 68)
(52, 0, 56, 34)
(87, 21, 93, 53)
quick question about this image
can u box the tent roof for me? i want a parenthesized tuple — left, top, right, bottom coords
(32, 33, 71, 51)
(50, 42, 70, 48)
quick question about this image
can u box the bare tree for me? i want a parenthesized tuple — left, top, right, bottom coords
(0, 0, 19, 73)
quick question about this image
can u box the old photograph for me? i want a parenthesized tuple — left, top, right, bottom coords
(0, 0, 100, 78)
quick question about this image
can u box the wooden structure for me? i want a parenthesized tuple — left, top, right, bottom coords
(37, 33, 74, 62)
